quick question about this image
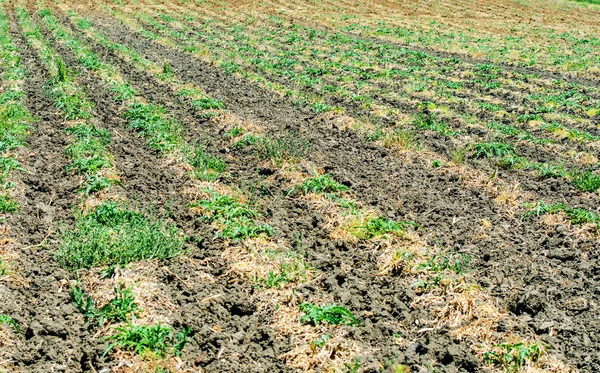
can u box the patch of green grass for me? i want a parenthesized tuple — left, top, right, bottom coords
(382, 129, 416, 149)
(288, 174, 348, 195)
(161, 61, 174, 78)
(484, 342, 546, 373)
(233, 133, 262, 149)
(413, 112, 458, 137)
(534, 163, 567, 179)
(189, 144, 226, 181)
(104, 323, 192, 358)
(0, 314, 19, 333)
(252, 132, 309, 164)
(190, 97, 225, 111)
(350, 216, 418, 239)
(57, 202, 186, 270)
(123, 103, 184, 153)
(521, 202, 600, 227)
(48, 81, 93, 121)
(472, 142, 515, 159)
(190, 189, 274, 240)
(72, 283, 140, 326)
(224, 126, 244, 138)
(572, 171, 600, 192)
(0, 194, 18, 213)
(299, 303, 360, 326)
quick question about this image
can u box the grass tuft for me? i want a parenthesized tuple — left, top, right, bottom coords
(288, 174, 348, 195)
(521, 202, 600, 228)
(350, 216, 417, 239)
(57, 202, 186, 270)
(190, 189, 273, 240)
(104, 323, 192, 358)
(72, 283, 140, 326)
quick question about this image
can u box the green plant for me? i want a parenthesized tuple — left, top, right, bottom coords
(450, 147, 465, 164)
(233, 133, 262, 148)
(521, 202, 600, 228)
(309, 334, 330, 349)
(484, 342, 546, 372)
(56, 58, 69, 82)
(472, 142, 515, 159)
(224, 126, 244, 138)
(104, 323, 192, 358)
(418, 252, 471, 274)
(288, 174, 348, 195)
(190, 189, 274, 240)
(57, 202, 186, 269)
(189, 144, 226, 181)
(162, 61, 173, 78)
(382, 129, 415, 148)
(0, 314, 19, 333)
(299, 303, 360, 326)
(413, 112, 457, 137)
(253, 132, 309, 165)
(0, 194, 18, 212)
(72, 284, 140, 326)
(190, 97, 225, 111)
(351, 217, 418, 239)
(123, 103, 184, 153)
(572, 171, 600, 192)
(343, 358, 362, 373)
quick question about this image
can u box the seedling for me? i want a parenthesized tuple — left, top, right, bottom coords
(56, 58, 69, 82)
(0, 314, 19, 332)
(190, 97, 225, 111)
(299, 302, 360, 326)
(309, 334, 330, 350)
(484, 342, 546, 372)
(253, 132, 309, 165)
(162, 61, 174, 78)
(104, 323, 192, 358)
(123, 103, 184, 153)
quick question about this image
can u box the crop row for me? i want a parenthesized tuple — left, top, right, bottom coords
(99, 1, 600, 196)
(191, 0, 600, 75)
(45, 3, 583, 371)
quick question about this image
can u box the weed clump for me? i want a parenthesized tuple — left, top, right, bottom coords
(351, 216, 417, 239)
(572, 171, 600, 192)
(288, 174, 348, 195)
(57, 202, 186, 270)
(299, 303, 360, 326)
(104, 323, 192, 358)
(189, 144, 226, 181)
(484, 342, 546, 372)
(522, 202, 600, 228)
(190, 189, 274, 240)
(72, 284, 140, 326)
